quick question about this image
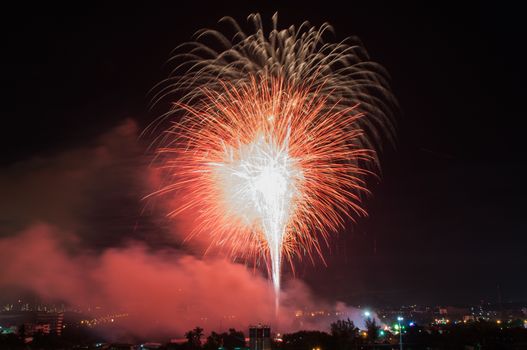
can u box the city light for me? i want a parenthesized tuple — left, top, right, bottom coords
(397, 316, 404, 350)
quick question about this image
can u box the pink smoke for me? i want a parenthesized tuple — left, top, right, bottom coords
(0, 224, 369, 338)
(0, 120, 368, 340)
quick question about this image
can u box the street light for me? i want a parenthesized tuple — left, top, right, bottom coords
(364, 310, 371, 318)
(397, 317, 404, 350)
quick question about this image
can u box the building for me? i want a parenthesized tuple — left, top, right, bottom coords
(33, 312, 64, 335)
(249, 324, 271, 350)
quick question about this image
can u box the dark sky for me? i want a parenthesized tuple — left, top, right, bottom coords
(5, 1, 527, 306)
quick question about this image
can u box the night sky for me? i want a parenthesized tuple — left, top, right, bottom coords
(5, 1, 526, 306)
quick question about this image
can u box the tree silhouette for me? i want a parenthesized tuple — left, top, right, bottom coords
(186, 327, 204, 350)
(223, 328, 245, 350)
(282, 330, 334, 350)
(364, 317, 381, 345)
(330, 318, 360, 350)
(204, 331, 222, 350)
(203, 328, 245, 350)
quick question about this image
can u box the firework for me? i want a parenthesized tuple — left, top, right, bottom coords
(148, 13, 395, 307)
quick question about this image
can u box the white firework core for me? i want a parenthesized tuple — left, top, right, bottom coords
(212, 131, 302, 304)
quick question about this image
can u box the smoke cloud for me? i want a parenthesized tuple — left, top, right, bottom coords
(0, 224, 368, 338)
(0, 120, 367, 340)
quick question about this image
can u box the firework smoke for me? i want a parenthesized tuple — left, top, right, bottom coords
(148, 13, 395, 309)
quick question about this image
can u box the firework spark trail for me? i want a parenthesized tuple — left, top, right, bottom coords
(213, 129, 299, 309)
(147, 13, 395, 310)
